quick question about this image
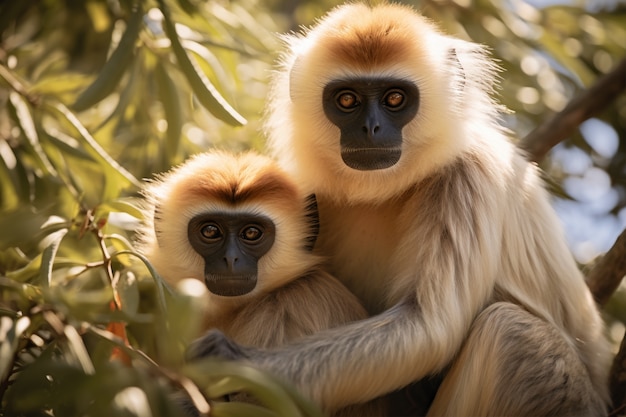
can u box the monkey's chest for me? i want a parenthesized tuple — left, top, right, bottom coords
(317, 202, 401, 313)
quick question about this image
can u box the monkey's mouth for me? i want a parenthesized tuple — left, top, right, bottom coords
(341, 147, 401, 171)
(205, 274, 256, 297)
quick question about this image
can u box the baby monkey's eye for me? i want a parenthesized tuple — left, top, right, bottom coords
(201, 223, 222, 241)
(241, 226, 263, 241)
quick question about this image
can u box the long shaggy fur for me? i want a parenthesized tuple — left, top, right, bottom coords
(137, 150, 385, 416)
(254, 3, 611, 415)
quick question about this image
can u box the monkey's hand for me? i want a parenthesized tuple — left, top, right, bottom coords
(186, 329, 249, 361)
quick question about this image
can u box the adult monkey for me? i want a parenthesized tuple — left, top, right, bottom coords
(189, 3, 612, 415)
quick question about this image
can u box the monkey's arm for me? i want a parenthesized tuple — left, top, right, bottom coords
(222, 270, 368, 348)
(189, 160, 503, 410)
(190, 301, 461, 410)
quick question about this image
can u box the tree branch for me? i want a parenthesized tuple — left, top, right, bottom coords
(586, 228, 626, 415)
(519, 58, 626, 162)
(586, 229, 626, 307)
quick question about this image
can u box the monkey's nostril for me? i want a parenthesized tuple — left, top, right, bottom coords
(363, 125, 380, 135)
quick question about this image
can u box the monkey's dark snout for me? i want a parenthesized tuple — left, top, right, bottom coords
(205, 274, 256, 297)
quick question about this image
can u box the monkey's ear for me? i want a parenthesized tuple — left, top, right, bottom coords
(154, 204, 164, 248)
(447, 48, 466, 91)
(288, 55, 304, 102)
(304, 193, 319, 251)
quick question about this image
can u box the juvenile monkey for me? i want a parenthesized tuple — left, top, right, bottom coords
(138, 150, 385, 416)
(191, 3, 612, 416)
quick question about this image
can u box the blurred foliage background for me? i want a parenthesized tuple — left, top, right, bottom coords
(0, 0, 624, 415)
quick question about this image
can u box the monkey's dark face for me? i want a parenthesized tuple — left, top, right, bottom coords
(187, 212, 275, 297)
(322, 77, 419, 171)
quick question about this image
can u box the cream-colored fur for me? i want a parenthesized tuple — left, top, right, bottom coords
(251, 3, 612, 415)
(137, 150, 386, 416)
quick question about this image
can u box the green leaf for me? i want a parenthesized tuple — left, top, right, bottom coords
(212, 401, 280, 417)
(8, 92, 58, 177)
(31, 73, 91, 97)
(99, 198, 145, 220)
(0, 315, 31, 383)
(0, 210, 69, 250)
(45, 101, 142, 200)
(155, 60, 183, 161)
(113, 250, 172, 313)
(63, 323, 95, 375)
(43, 127, 94, 160)
(72, 4, 144, 111)
(0, 141, 23, 209)
(158, 0, 247, 126)
(38, 228, 69, 287)
(5, 256, 79, 283)
(117, 271, 140, 317)
(185, 360, 323, 417)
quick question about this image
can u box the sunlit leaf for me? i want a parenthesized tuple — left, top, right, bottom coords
(117, 271, 140, 317)
(72, 4, 143, 111)
(38, 228, 68, 287)
(43, 127, 94, 160)
(158, 0, 247, 126)
(8, 92, 58, 177)
(155, 60, 183, 162)
(63, 322, 96, 375)
(185, 360, 323, 417)
(0, 316, 31, 382)
(98, 198, 145, 220)
(0, 140, 23, 209)
(114, 250, 172, 313)
(183, 39, 231, 92)
(31, 73, 91, 98)
(45, 101, 142, 200)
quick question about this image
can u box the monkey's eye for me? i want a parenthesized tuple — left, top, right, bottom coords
(335, 90, 360, 111)
(200, 223, 222, 242)
(240, 226, 263, 242)
(383, 90, 405, 110)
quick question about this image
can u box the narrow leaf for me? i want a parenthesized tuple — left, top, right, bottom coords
(0, 316, 31, 383)
(158, 0, 246, 126)
(38, 228, 68, 287)
(212, 401, 279, 417)
(100, 198, 145, 220)
(0, 141, 21, 209)
(45, 101, 142, 196)
(155, 61, 182, 160)
(63, 324, 96, 375)
(9, 92, 58, 177)
(186, 360, 313, 417)
(113, 250, 172, 313)
(117, 271, 140, 317)
(43, 127, 93, 160)
(72, 4, 143, 111)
